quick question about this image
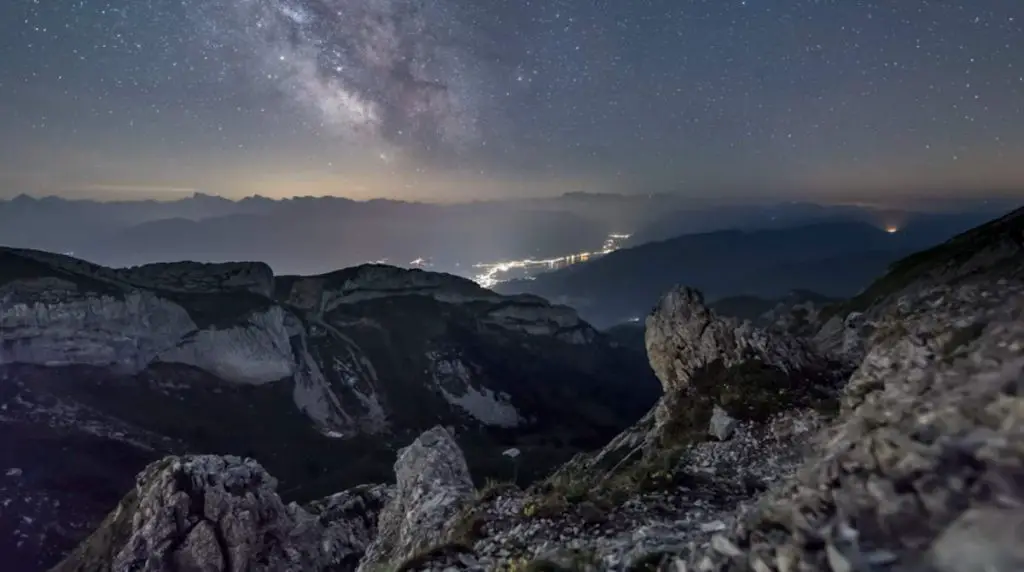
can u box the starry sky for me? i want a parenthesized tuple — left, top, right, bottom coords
(1, 0, 1022, 202)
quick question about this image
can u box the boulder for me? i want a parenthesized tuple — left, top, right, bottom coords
(358, 426, 476, 570)
(708, 406, 737, 441)
(929, 508, 1024, 572)
(50, 455, 389, 572)
(813, 310, 869, 366)
(645, 287, 831, 395)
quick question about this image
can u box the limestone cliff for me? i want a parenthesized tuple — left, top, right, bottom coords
(0, 248, 658, 571)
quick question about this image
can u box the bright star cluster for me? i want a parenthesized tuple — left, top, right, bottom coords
(1, 0, 1022, 201)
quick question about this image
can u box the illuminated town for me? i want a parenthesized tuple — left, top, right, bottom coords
(472, 233, 632, 289)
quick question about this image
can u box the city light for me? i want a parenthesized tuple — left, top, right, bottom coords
(473, 233, 631, 288)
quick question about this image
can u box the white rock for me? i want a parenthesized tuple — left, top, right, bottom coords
(708, 406, 738, 441)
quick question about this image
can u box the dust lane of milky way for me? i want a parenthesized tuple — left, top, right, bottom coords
(192, 0, 497, 157)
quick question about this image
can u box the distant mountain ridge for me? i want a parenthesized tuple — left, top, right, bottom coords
(495, 213, 1016, 327)
(1, 193, 1014, 279)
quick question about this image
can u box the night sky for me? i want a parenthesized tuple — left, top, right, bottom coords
(1, 1, 1022, 202)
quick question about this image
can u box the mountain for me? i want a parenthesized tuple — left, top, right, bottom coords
(51, 204, 1024, 570)
(494, 221, 903, 327)
(0, 248, 659, 570)
(74, 203, 609, 276)
(821, 205, 1024, 321)
(605, 289, 840, 355)
(814, 204, 1024, 361)
(0, 194, 611, 275)
(629, 199, 1016, 244)
(495, 213, 1017, 328)
(2, 193, 1012, 281)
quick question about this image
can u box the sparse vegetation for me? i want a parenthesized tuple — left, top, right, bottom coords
(478, 478, 519, 502)
(515, 355, 843, 521)
(627, 551, 678, 571)
(941, 321, 988, 362)
(520, 439, 692, 522)
(522, 491, 570, 519)
(510, 548, 601, 571)
(392, 542, 476, 572)
(446, 505, 488, 546)
(0, 249, 126, 298)
(444, 478, 520, 546)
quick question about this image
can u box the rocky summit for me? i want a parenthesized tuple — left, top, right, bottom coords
(22, 207, 1024, 571)
(0, 249, 658, 570)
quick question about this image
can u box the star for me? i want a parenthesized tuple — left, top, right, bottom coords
(0, 0, 1020, 202)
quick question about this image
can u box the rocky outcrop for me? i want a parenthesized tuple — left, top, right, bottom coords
(1, 289, 195, 371)
(545, 285, 844, 504)
(640, 287, 843, 450)
(674, 280, 1024, 572)
(358, 426, 475, 570)
(51, 455, 390, 572)
(50, 427, 472, 572)
(708, 405, 737, 441)
(0, 248, 293, 385)
(154, 305, 295, 384)
(645, 287, 832, 394)
(759, 291, 836, 338)
(303, 484, 394, 570)
(813, 310, 869, 365)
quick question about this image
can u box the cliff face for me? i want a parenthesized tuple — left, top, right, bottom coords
(0, 249, 658, 571)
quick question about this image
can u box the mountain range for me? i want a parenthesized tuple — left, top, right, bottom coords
(1, 193, 1015, 280)
(495, 212, 1016, 327)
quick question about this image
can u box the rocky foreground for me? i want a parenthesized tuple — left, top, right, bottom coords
(0, 249, 662, 568)
(50, 270, 1024, 571)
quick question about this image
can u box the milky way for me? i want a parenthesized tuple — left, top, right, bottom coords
(196, 0, 488, 156)
(2, 1, 1023, 201)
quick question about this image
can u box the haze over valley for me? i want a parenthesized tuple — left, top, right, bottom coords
(1, 192, 1016, 294)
